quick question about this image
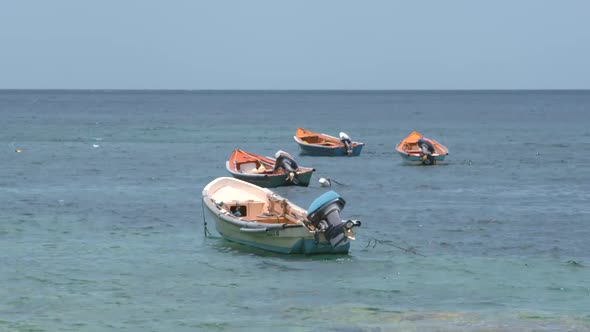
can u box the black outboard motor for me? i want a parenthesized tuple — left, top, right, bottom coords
(339, 132, 353, 156)
(307, 191, 361, 247)
(274, 150, 299, 182)
(417, 138, 436, 165)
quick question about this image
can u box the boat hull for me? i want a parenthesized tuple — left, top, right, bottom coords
(396, 151, 447, 165)
(296, 141, 364, 156)
(227, 168, 313, 187)
(203, 202, 350, 254)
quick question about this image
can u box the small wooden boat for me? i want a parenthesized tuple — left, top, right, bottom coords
(226, 149, 315, 187)
(293, 128, 364, 156)
(395, 131, 449, 165)
(202, 177, 361, 254)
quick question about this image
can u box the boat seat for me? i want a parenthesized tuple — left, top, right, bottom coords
(252, 214, 285, 224)
(239, 162, 258, 173)
(303, 137, 321, 144)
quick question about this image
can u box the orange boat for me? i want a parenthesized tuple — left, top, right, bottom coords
(293, 128, 364, 156)
(225, 149, 315, 187)
(395, 131, 449, 165)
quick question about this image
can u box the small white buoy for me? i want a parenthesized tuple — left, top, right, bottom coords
(319, 177, 331, 187)
(92, 144, 100, 148)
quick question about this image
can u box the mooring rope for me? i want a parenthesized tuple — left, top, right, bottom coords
(366, 238, 426, 257)
(201, 199, 212, 237)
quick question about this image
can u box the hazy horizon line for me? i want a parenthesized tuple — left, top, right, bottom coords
(1, 88, 589, 92)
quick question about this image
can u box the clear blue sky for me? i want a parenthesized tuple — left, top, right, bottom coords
(1, 1, 589, 89)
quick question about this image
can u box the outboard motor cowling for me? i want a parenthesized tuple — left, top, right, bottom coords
(339, 132, 353, 156)
(275, 156, 297, 173)
(417, 138, 436, 165)
(417, 138, 435, 154)
(307, 191, 361, 247)
(274, 150, 299, 181)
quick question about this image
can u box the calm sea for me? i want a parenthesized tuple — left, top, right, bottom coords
(1, 90, 589, 331)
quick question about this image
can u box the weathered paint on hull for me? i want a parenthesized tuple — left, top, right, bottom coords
(397, 152, 447, 165)
(230, 171, 313, 188)
(220, 234, 350, 255)
(297, 143, 364, 157)
(205, 208, 350, 255)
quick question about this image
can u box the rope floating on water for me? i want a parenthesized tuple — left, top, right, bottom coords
(366, 238, 426, 257)
(318, 177, 347, 187)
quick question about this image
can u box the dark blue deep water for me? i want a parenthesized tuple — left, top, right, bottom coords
(1, 90, 589, 331)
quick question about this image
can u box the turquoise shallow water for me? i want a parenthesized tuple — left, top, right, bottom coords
(1, 90, 589, 331)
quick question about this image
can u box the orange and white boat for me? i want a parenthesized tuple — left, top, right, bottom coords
(395, 131, 449, 165)
(226, 149, 315, 187)
(293, 128, 364, 156)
